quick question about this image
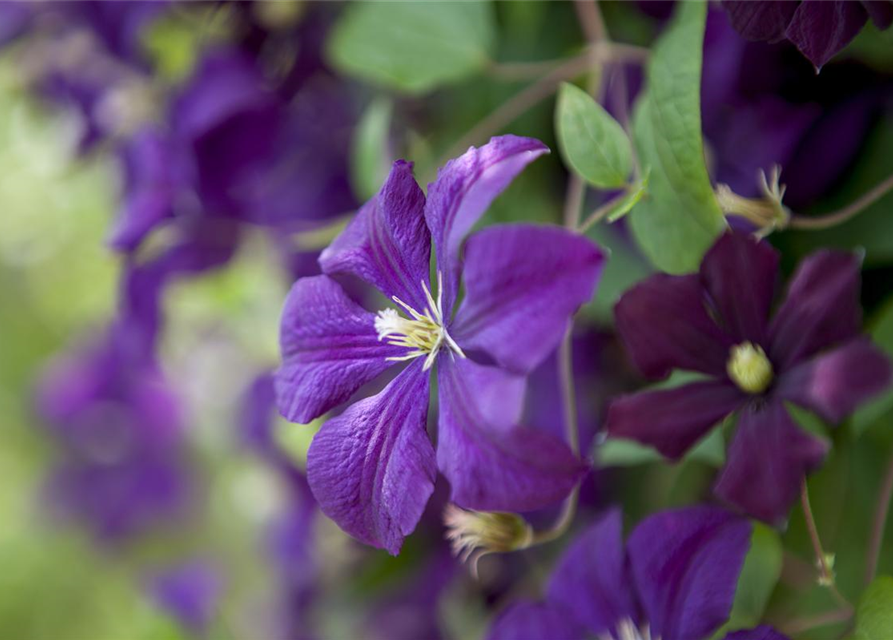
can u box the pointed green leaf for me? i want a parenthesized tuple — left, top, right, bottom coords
(853, 576, 893, 640)
(327, 1, 495, 95)
(628, 0, 725, 274)
(556, 82, 633, 189)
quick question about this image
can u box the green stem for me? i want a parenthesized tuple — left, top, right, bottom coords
(788, 172, 893, 230)
(800, 479, 853, 611)
(865, 447, 893, 586)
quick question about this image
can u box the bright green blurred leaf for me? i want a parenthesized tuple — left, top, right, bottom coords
(351, 97, 393, 201)
(629, 0, 725, 274)
(327, 1, 495, 95)
(853, 576, 893, 640)
(556, 82, 632, 189)
(853, 297, 893, 437)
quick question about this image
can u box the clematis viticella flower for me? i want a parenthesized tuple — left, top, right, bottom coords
(35, 319, 192, 543)
(275, 135, 606, 554)
(605, 232, 892, 525)
(722, 0, 893, 71)
(488, 506, 788, 640)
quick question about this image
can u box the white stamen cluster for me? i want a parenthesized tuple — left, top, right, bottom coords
(443, 504, 533, 578)
(599, 619, 655, 640)
(374, 272, 465, 371)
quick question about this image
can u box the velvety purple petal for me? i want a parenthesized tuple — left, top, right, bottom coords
(862, 1, 893, 28)
(628, 506, 752, 640)
(768, 250, 862, 371)
(424, 135, 549, 313)
(714, 401, 828, 525)
(785, 0, 868, 71)
(615, 274, 734, 379)
(275, 276, 403, 423)
(452, 225, 605, 373)
(721, 1, 798, 42)
(488, 601, 585, 640)
(437, 357, 584, 512)
(700, 233, 779, 344)
(306, 361, 435, 555)
(546, 509, 637, 636)
(319, 161, 431, 311)
(724, 626, 790, 640)
(776, 338, 892, 424)
(606, 381, 744, 460)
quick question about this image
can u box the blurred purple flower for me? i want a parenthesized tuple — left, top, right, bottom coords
(149, 560, 222, 636)
(606, 232, 892, 525)
(35, 320, 191, 542)
(722, 0, 893, 70)
(275, 136, 605, 554)
(488, 506, 783, 640)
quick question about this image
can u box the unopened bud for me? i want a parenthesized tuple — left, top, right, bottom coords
(716, 165, 790, 235)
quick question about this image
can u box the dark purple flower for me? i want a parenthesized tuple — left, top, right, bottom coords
(722, 0, 893, 70)
(275, 135, 605, 554)
(35, 321, 191, 542)
(488, 506, 783, 640)
(149, 560, 222, 636)
(606, 232, 892, 525)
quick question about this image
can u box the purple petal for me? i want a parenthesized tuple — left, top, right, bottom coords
(700, 233, 779, 344)
(615, 274, 734, 379)
(628, 506, 752, 640)
(606, 381, 744, 460)
(436, 357, 584, 511)
(724, 626, 790, 640)
(149, 561, 222, 635)
(452, 225, 605, 373)
(306, 361, 435, 555)
(275, 276, 402, 423)
(319, 160, 431, 311)
(721, 1, 798, 42)
(768, 250, 862, 371)
(488, 601, 585, 640)
(714, 401, 828, 525)
(862, 1, 893, 28)
(424, 135, 549, 313)
(776, 338, 892, 424)
(785, 0, 868, 71)
(546, 509, 637, 636)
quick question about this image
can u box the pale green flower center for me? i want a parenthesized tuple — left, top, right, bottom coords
(727, 341, 774, 394)
(374, 272, 464, 371)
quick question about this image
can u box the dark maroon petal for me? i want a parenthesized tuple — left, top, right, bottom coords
(546, 509, 637, 636)
(487, 601, 586, 640)
(306, 362, 435, 555)
(319, 160, 431, 312)
(785, 0, 868, 71)
(721, 1, 798, 42)
(275, 276, 403, 423)
(700, 233, 779, 344)
(768, 250, 861, 371)
(606, 381, 743, 460)
(615, 274, 734, 379)
(714, 401, 828, 525)
(424, 135, 549, 314)
(628, 506, 752, 640)
(452, 224, 605, 373)
(436, 357, 585, 512)
(862, 1, 893, 28)
(776, 338, 892, 424)
(724, 626, 790, 640)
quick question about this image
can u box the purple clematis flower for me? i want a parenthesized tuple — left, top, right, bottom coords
(722, 0, 893, 71)
(275, 135, 605, 554)
(606, 232, 892, 525)
(488, 506, 787, 640)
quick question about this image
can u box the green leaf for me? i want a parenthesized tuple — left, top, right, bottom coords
(556, 82, 633, 189)
(853, 576, 893, 640)
(853, 297, 893, 436)
(599, 426, 725, 468)
(327, 1, 495, 95)
(607, 172, 650, 222)
(351, 97, 393, 201)
(628, 0, 725, 274)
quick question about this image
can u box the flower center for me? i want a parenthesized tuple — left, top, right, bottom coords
(374, 272, 465, 371)
(727, 341, 773, 394)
